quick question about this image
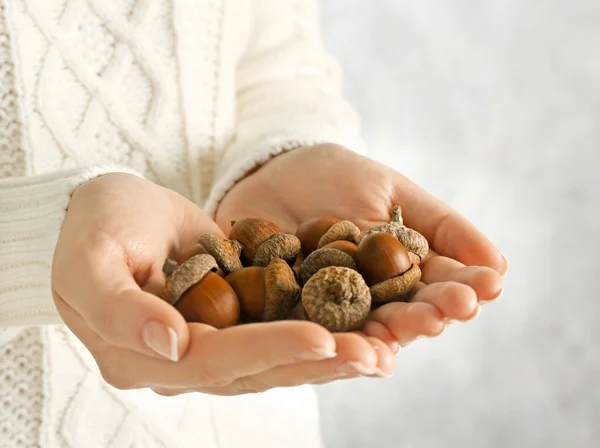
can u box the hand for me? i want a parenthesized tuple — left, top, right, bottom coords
(216, 144, 508, 353)
(51, 173, 392, 397)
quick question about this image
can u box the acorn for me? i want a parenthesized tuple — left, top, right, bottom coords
(321, 240, 358, 260)
(224, 259, 300, 321)
(357, 206, 429, 261)
(298, 248, 356, 285)
(176, 234, 242, 277)
(302, 266, 371, 332)
(161, 255, 240, 328)
(296, 216, 360, 258)
(230, 218, 301, 267)
(356, 232, 421, 304)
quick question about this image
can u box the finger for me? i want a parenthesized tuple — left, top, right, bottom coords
(391, 178, 508, 274)
(54, 238, 189, 361)
(358, 321, 400, 354)
(410, 281, 479, 322)
(369, 302, 445, 346)
(364, 337, 394, 377)
(93, 320, 338, 389)
(205, 332, 379, 394)
(421, 250, 504, 303)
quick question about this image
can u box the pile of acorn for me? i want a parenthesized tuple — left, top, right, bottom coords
(160, 206, 429, 332)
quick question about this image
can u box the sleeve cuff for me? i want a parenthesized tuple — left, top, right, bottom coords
(0, 166, 141, 327)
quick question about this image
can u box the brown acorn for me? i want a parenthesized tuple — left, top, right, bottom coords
(296, 217, 360, 258)
(302, 266, 371, 332)
(230, 218, 301, 267)
(356, 233, 421, 305)
(357, 206, 429, 261)
(225, 259, 300, 321)
(161, 254, 240, 328)
(321, 240, 358, 260)
(298, 248, 356, 285)
(197, 234, 243, 274)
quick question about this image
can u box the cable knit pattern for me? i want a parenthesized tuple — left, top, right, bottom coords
(0, 0, 361, 446)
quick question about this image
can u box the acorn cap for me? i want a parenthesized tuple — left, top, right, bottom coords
(298, 248, 356, 285)
(253, 232, 301, 267)
(302, 266, 371, 332)
(161, 254, 219, 305)
(317, 220, 361, 249)
(359, 225, 429, 260)
(263, 258, 301, 321)
(369, 263, 422, 305)
(229, 217, 280, 264)
(198, 234, 243, 274)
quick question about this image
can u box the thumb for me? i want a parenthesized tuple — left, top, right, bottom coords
(55, 242, 190, 362)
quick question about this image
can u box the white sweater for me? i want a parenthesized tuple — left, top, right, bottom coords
(0, 0, 363, 446)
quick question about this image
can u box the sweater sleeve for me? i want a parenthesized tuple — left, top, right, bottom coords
(0, 166, 140, 328)
(203, 0, 365, 217)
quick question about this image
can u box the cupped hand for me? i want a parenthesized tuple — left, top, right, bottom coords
(52, 173, 392, 397)
(216, 144, 508, 351)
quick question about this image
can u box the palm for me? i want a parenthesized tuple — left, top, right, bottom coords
(216, 144, 507, 347)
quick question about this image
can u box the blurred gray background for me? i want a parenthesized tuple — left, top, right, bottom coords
(316, 1, 600, 447)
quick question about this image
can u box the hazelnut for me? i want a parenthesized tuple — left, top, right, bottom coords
(224, 259, 300, 321)
(161, 254, 240, 328)
(356, 232, 412, 286)
(357, 206, 429, 261)
(321, 240, 358, 260)
(302, 266, 371, 332)
(298, 248, 356, 285)
(296, 217, 361, 257)
(230, 218, 300, 267)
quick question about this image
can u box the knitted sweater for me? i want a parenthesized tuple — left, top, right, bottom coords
(0, 0, 363, 446)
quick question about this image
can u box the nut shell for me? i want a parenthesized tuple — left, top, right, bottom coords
(298, 248, 356, 285)
(264, 259, 301, 321)
(253, 232, 301, 267)
(230, 217, 280, 264)
(358, 224, 429, 260)
(302, 266, 371, 332)
(321, 240, 358, 260)
(356, 232, 412, 286)
(161, 254, 219, 305)
(296, 216, 340, 257)
(317, 220, 361, 249)
(198, 234, 243, 274)
(224, 267, 266, 320)
(370, 264, 422, 304)
(176, 272, 240, 328)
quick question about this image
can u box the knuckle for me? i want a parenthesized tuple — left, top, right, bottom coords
(230, 376, 270, 395)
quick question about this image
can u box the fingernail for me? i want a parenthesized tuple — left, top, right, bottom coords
(500, 253, 509, 275)
(481, 288, 504, 306)
(142, 321, 179, 362)
(296, 347, 338, 361)
(465, 304, 481, 321)
(390, 341, 400, 355)
(374, 368, 393, 378)
(336, 361, 377, 376)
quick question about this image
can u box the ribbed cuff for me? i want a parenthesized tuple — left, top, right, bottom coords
(203, 131, 366, 218)
(0, 166, 141, 327)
